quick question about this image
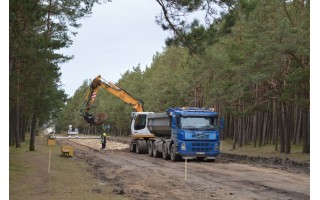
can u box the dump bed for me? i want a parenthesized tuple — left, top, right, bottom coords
(147, 112, 171, 137)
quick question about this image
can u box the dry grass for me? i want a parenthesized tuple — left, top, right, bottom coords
(9, 136, 128, 200)
(220, 139, 310, 163)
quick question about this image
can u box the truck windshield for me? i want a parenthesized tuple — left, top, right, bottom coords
(179, 116, 218, 130)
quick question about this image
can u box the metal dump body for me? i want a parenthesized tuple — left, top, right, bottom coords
(147, 112, 171, 137)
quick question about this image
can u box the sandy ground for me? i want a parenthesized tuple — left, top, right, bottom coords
(55, 137, 310, 200)
(74, 138, 130, 151)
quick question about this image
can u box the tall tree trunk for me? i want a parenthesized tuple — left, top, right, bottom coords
(262, 112, 268, 146)
(19, 109, 23, 143)
(258, 111, 263, 147)
(239, 116, 243, 147)
(257, 112, 261, 147)
(295, 105, 302, 145)
(278, 101, 285, 153)
(244, 116, 250, 145)
(272, 100, 277, 145)
(292, 105, 298, 145)
(275, 119, 279, 151)
(29, 112, 37, 151)
(229, 114, 232, 139)
(30, 86, 40, 151)
(15, 98, 21, 148)
(253, 111, 258, 147)
(232, 117, 237, 150)
(19, 99, 26, 143)
(281, 102, 290, 154)
(9, 107, 15, 146)
(302, 104, 309, 153)
(21, 116, 28, 142)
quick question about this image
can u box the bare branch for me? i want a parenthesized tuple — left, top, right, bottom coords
(283, 0, 295, 26)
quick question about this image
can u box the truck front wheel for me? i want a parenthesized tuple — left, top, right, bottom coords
(170, 143, 180, 161)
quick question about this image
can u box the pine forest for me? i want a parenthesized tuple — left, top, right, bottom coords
(9, 0, 310, 154)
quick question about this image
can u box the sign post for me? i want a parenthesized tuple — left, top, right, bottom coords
(185, 158, 188, 181)
(47, 138, 56, 173)
(48, 148, 51, 173)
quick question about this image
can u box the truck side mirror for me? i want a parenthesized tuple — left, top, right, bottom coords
(219, 117, 225, 130)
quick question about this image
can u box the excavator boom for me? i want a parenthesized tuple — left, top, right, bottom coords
(80, 75, 144, 125)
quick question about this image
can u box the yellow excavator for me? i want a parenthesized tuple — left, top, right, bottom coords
(81, 75, 155, 154)
(80, 75, 144, 126)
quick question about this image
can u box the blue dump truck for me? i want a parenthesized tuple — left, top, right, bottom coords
(130, 107, 224, 161)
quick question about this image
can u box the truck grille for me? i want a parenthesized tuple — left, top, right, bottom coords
(191, 133, 209, 139)
(191, 143, 213, 152)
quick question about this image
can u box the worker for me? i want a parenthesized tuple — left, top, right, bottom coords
(100, 133, 107, 150)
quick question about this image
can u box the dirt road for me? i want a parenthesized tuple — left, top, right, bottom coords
(57, 138, 309, 200)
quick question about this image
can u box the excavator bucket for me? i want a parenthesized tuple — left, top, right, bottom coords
(93, 112, 108, 126)
(82, 112, 108, 126)
(82, 113, 94, 125)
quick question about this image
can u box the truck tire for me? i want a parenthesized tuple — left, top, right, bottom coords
(153, 142, 160, 158)
(170, 143, 180, 161)
(148, 141, 153, 156)
(162, 142, 170, 160)
(136, 140, 142, 154)
(141, 140, 148, 154)
(130, 141, 136, 152)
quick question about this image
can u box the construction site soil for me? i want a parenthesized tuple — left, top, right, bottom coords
(57, 136, 310, 200)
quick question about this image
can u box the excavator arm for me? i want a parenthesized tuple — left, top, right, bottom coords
(80, 75, 144, 125)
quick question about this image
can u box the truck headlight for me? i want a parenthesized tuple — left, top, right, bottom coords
(181, 142, 186, 151)
(209, 133, 216, 139)
(214, 143, 220, 151)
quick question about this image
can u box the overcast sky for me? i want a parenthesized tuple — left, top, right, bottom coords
(59, 0, 172, 97)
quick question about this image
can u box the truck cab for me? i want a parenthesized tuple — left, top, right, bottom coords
(164, 107, 222, 161)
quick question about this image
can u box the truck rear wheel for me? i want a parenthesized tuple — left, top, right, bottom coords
(136, 140, 142, 154)
(148, 141, 153, 156)
(141, 140, 148, 153)
(162, 143, 170, 160)
(130, 141, 136, 152)
(152, 142, 160, 158)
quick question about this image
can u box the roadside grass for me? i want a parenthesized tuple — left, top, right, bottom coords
(10, 135, 128, 200)
(220, 139, 310, 163)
